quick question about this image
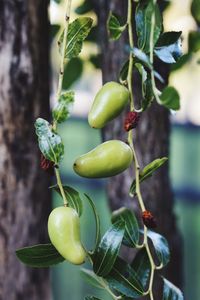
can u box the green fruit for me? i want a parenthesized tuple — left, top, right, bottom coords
(48, 206, 86, 265)
(88, 81, 129, 128)
(73, 140, 133, 178)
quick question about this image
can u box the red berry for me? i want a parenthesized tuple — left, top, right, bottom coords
(142, 210, 157, 229)
(124, 112, 140, 132)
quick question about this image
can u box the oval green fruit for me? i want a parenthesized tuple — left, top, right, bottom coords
(48, 206, 86, 265)
(88, 81, 129, 128)
(73, 140, 133, 178)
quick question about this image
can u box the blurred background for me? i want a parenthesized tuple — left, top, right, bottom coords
(49, 1, 200, 300)
(0, 0, 199, 299)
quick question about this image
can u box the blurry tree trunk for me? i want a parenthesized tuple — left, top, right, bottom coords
(95, 0, 183, 295)
(0, 1, 50, 299)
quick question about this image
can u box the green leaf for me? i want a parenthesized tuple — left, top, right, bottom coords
(81, 268, 104, 289)
(105, 256, 144, 298)
(16, 244, 65, 268)
(154, 31, 182, 64)
(52, 185, 83, 217)
(85, 297, 103, 300)
(131, 249, 151, 288)
(129, 157, 168, 196)
(75, 0, 93, 15)
(84, 194, 101, 251)
(62, 57, 83, 89)
(51, 24, 60, 42)
(130, 47, 152, 70)
(162, 278, 184, 300)
(59, 17, 93, 59)
(119, 60, 129, 83)
(135, 0, 162, 53)
(111, 207, 139, 247)
(189, 31, 200, 53)
(170, 53, 191, 72)
(107, 12, 127, 41)
(191, 0, 200, 23)
(146, 230, 170, 267)
(35, 118, 64, 163)
(52, 91, 74, 123)
(93, 221, 125, 277)
(160, 86, 180, 110)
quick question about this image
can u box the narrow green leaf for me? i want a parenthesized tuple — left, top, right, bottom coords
(35, 118, 64, 163)
(105, 256, 144, 298)
(62, 57, 83, 89)
(119, 60, 129, 83)
(16, 244, 65, 268)
(85, 296, 103, 300)
(130, 47, 152, 70)
(75, 0, 93, 15)
(84, 194, 101, 251)
(51, 24, 60, 42)
(147, 230, 170, 267)
(189, 31, 200, 53)
(160, 86, 180, 110)
(81, 268, 104, 289)
(52, 91, 74, 123)
(107, 12, 127, 40)
(59, 17, 93, 59)
(131, 249, 151, 288)
(135, 0, 162, 53)
(111, 207, 139, 247)
(191, 0, 200, 23)
(162, 278, 184, 300)
(129, 157, 168, 196)
(93, 221, 125, 277)
(51, 184, 83, 217)
(154, 32, 182, 64)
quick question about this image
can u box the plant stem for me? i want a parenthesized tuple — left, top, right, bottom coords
(126, 1, 158, 299)
(57, 0, 72, 100)
(55, 167, 68, 206)
(127, 0, 134, 111)
(53, 0, 72, 205)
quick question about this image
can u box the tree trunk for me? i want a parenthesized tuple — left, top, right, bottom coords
(0, 1, 50, 299)
(96, 0, 183, 296)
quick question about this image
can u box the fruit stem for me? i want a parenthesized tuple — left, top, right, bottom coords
(53, 0, 72, 130)
(55, 167, 68, 206)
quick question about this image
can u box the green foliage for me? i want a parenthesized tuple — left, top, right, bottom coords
(135, 0, 162, 52)
(16, 244, 65, 268)
(81, 268, 105, 289)
(52, 91, 75, 123)
(93, 221, 125, 276)
(105, 256, 145, 298)
(111, 207, 140, 247)
(107, 12, 127, 40)
(84, 194, 101, 252)
(162, 278, 184, 300)
(131, 248, 151, 287)
(52, 185, 83, 217)
(59, 17, 93, 59)
(62, 57, 84, 89)
(160, 86, 180, 110)
(75, 0, 93, 15)
(154, 31, 182, 63)
(146, 230, 170, 267)
(191, 0, 200, 23)
(130, 157, 168, 196)
(35, 118, 64, 163)
(85, 297, 102, 300)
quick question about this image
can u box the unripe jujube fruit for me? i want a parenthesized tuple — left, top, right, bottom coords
(88, 82, 129, 128)
(73, 140, 133, 178)
(48, 206, 86, 265)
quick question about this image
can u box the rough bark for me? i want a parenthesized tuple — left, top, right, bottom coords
(0, 1, 50, 299)
(95, 0, 183, 296)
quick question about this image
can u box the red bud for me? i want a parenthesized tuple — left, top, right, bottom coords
(124, 112, 140, 131)
(142, 210, 157, 229)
